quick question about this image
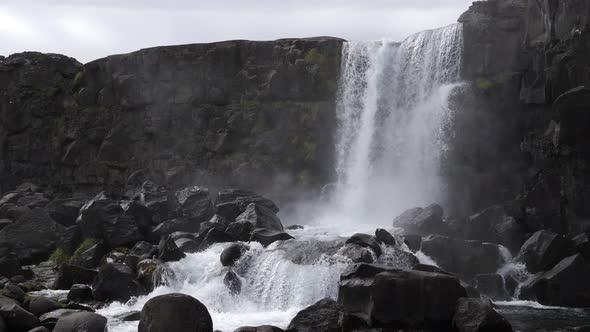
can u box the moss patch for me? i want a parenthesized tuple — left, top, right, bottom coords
(49, 247, 70, 269)
(73, 238, 98, 257)
(475, 78, 494, 91)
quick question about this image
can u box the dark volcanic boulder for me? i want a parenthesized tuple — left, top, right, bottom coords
(2, 283, 25, 302)
(53, 312, 107, 332)
(0, 208, 65, 264)
(67, 284, 93, 303)
(520, 254, 590, 307)
(374, 228, 396, 246)
(225, 221, 255, 242)
(475, 273, 511, 301)
(152, 218, 198, 238)
(92, 263, 143, 302)
(250, 229, 293, 247)
(174, 187, 214, 224)
(103, 214, 144, 248)
(29, 297, 62, 317)
(403, 235, 422, 252)
(55, 264, 98, 290)
(393, 204, 445, 236)
(38, 309, 80, 330)
(46, 199, 84, 227)
(158, 236, 186, 262)
(199, 228, 235, 250)
(220, 243, 249, 267)
(138, 293, 213, 332)
(572, 233, 590, 260)
(77, 193, 123, 239)
(453, 298, 512, 332)
(0, 296, 40, 331)
(287, 298, 348, 332)
(345, 233, 382, 256)
(137, 259, 174, 292)
(340, 243, 374, 263)
(465, 205, 525, 252)
(235, 203, 284, 232)
(0, 252, 23, 278)
(421, 235, 505, 278)
(515, 230, 574, 273)
(224, 271, 241, 295)
(369, 270, 467, 328)
(216, 189, 279, 221)
(69, 240, 107, 269)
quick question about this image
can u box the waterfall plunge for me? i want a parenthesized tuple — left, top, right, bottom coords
(330, 23, 464, 225)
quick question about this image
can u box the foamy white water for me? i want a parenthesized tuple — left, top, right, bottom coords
(332, 23, 463, 225)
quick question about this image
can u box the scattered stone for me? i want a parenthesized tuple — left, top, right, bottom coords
(67, 284, 93, 303)
(138, 293, 213, 332)
(287, 298, 349, 332)
(0, 252, 23, 278)
(453, 298, 513, 332)
(2, 283, 25, 303)
(220, 243, 249, 267)
(0, 296, 40, 331)
(53, 312, 107, 332)
(515, 230, 574, 273)
(39, 309, 80, 330)
(346, 233, 382, 256)
(92, 263, 143, 302)
(29, 297, 62, 317)
(174, 187, 215, 224)
(114, 310, 141, 321)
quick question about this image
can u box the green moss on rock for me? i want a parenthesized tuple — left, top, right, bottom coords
(49, 247, 70, 269)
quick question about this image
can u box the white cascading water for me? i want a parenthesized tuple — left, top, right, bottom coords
(100, 24, 465, 331)
(330, 23, 463, 224)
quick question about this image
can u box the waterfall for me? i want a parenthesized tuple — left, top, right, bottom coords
(332, 23, 464, 224)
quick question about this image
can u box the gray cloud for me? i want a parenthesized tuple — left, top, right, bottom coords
(0, 0, 474, 63)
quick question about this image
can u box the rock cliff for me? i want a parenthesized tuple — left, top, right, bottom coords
(0, 38, 343, 200)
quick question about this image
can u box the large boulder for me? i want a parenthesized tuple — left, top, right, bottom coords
(393, 204, 445, 236)
(287, 298, 349, 332)
(515, 230, 574, 273)
(77, 193, 123, 239)
(138, 293, 213, 332)
(235, 203, 284, 232)
(158, 236, 186, 262)
(137, 259, 174, 292)
(0, 208, 65, 264)
(369, 270, 467, 328)
(151, 218, 198, 238)
(46, 199, 84, 227)
(0, 296, 40, 331)
(465, 205, 525, 252)
(0, 252, 23, 278)
(474, 273, 511, 301)
(67, 284, 94, 303)
(103, 214, 144, 248)
(215, 189, 279, 221)
(453, 298, 513, 332)
(29, 297, 62, 317)
(234, 326, 284, 332)
(250, 229, 293, 247)
(54, 264, 98, 290)
(220, 243, 249, 267)
(53, 312, 107, 332)
(520, 254, 590, 307)
(92, 263, 143, 302)
(374, 228, 396, 246)
(421, 235, 505, 278)
(174, 187, 214, 224)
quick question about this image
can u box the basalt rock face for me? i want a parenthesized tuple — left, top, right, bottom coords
(454, 0, 590, 234)
(0, 38, 343, 200)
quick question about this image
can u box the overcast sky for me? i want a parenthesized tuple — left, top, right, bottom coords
(0, 0, 474, 63)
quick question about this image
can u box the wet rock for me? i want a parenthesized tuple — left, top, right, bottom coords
(138, 293, 213, 332)
(125, 200, 155, 232)
(515, 230, 574, 273)
(413, 264, 452, 275)
(393, 204, 446, 236)
(250, 229, 293, 247)
(220, 243, 249, 267)
(475, 273, 511, 301)
(69, 241, 107, 269)
(77, 193, 123, 239)
(0, 252, 23, 278)
(235, 203, 284, 233)
(466, 205, 525, 252)
(374, 228, 396, 246)
(2, 284, 25, 303)
(287, 298, 348, 332)
(216, 189, 279, 221)
(53, 312, 107, 332)
(286, 225, 304, 230)
(103, 214, 144, 248)
(28, 327, 50, 332)
(46, 199, 84, 227)
(225, 221, 254, 242)
(346, 233, 382, 256)
(39, 309, 80, 330)
(101, 248, 128, 265)
(175, 238, 200, 253)
(224, 271, 241, 295)
(369, 270, 467, 328)
(520, 254, 590, 307)
(115, 310, 141, 321)
(199, 215, 231, 235)
(54, 264, 98, 290)
(158, 236, 186, 262)
(130, 241, 157, 258)
(572, 233, 590, 260)
(453, 298, 513, 332)
(67, 284, 93, 303)
(199, 228, 235, 250)
(403, 235, 422, 252)
(92, 263, 143, 302)
(421, 235, 505, 278)
(174, 187, 214, 224)
(0, 296, 40, 331)
(152, 218, 199, 238)
(29, 297, 62, 317)
(137, 259, 174, 292)
(340, 243, 374, 264)
(0, 208, 65, 264)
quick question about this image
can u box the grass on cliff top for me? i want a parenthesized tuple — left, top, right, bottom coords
(304, 48, 328, 67)
(73, 238, 98, 257)
(49, 247, 70, 269)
